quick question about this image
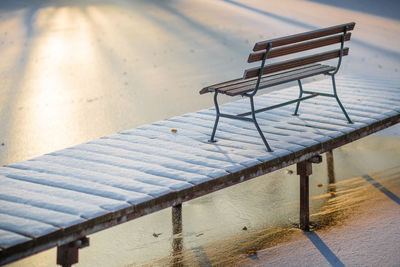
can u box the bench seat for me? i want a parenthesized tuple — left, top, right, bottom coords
(201, 64, 335, 96)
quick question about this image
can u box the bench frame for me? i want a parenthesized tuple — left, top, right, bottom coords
(205, 24, 354, 152)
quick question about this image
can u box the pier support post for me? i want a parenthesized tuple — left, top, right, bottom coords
(172, 204, 182, 235)
(326, 150, 336, 193)
(171, 204, 183, 265)
(171, 204, 183, 266)
(56, 237, 89, 267)
(297, 155, 322, 231)
(326, 150, 335, 184)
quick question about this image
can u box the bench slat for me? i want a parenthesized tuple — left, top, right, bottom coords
(248, 33, 351, 63)
(253, 22, 355, 51)
(199, 77, 245, 95)
(215, 65, 323, 93)
(244, 48, 348, 79)
(200, 65, 325, 95)
(224, 65, 335, 96)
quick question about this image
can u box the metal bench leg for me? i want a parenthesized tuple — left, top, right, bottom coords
(250, 96, 273, 152)
(209, 92, 220, 142)
(293, 79, 303, 116)
(331, 75, 353, 124)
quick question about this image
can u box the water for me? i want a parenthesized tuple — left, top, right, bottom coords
(1, 0, 399, 266)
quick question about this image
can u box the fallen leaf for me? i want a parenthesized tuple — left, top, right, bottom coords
(153, 232, 162, 238)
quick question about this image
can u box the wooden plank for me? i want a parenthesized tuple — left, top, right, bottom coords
(248, 33, 351, 62)
(0, 199, 84, 228)
(0, 213, 59, 238)
(225, 65, 335, 96)
(168, 115, 321, 148)
(199, 77, 244, 94)
(0, 173, 131, 212)
(0, 230, 32, 249)
(201, 65, 323, 95)
(138, 123, 304, 152)
(180, 112, 330, 142)
(216, 65, 322, 93)
(1, 166, 151, 206)
(90, 138, 244, 173)
(253, 22, 355, 51)
(244, 48, 348, 79)
(107, 134, 261, 167)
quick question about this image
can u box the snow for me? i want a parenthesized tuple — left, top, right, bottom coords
(0, 213, 57, 238)
(0, 229, 31, 249)
(0, 176, 111, 218)
(0, 199, 84, 227)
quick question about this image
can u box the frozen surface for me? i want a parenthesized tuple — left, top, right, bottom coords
(240, 177, 400, 267)
(0, 76, 399, 253)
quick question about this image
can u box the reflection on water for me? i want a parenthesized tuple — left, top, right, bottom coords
(171, 204, 183, 267)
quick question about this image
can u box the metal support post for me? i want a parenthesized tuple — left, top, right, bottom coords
(57, 237, 89, 267)
(331, 75, 353, 124)
(209, 92, 220, 142)
(293, 79, 304, 116)
(171, 204, 183, 266)
(250, 96, 273, 152)
(297, 155, 322, 231)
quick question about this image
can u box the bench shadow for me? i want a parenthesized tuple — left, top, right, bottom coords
(362, 174, 400, 205)
(305, 231, 345, 267)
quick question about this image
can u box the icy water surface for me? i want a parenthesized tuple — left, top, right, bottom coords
(1, 0, 399, 266)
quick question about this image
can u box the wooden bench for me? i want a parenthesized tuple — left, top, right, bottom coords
(200, 22, 355, 152)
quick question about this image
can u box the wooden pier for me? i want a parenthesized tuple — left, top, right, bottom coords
(0, 76, 399, 266)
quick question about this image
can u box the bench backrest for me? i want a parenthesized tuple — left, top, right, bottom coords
(243, 22, 355, 79)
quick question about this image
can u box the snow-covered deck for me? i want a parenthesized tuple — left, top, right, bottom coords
(0, 76, 399, 265)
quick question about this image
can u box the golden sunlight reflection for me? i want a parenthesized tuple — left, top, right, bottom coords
(5, 6, 101, 162)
